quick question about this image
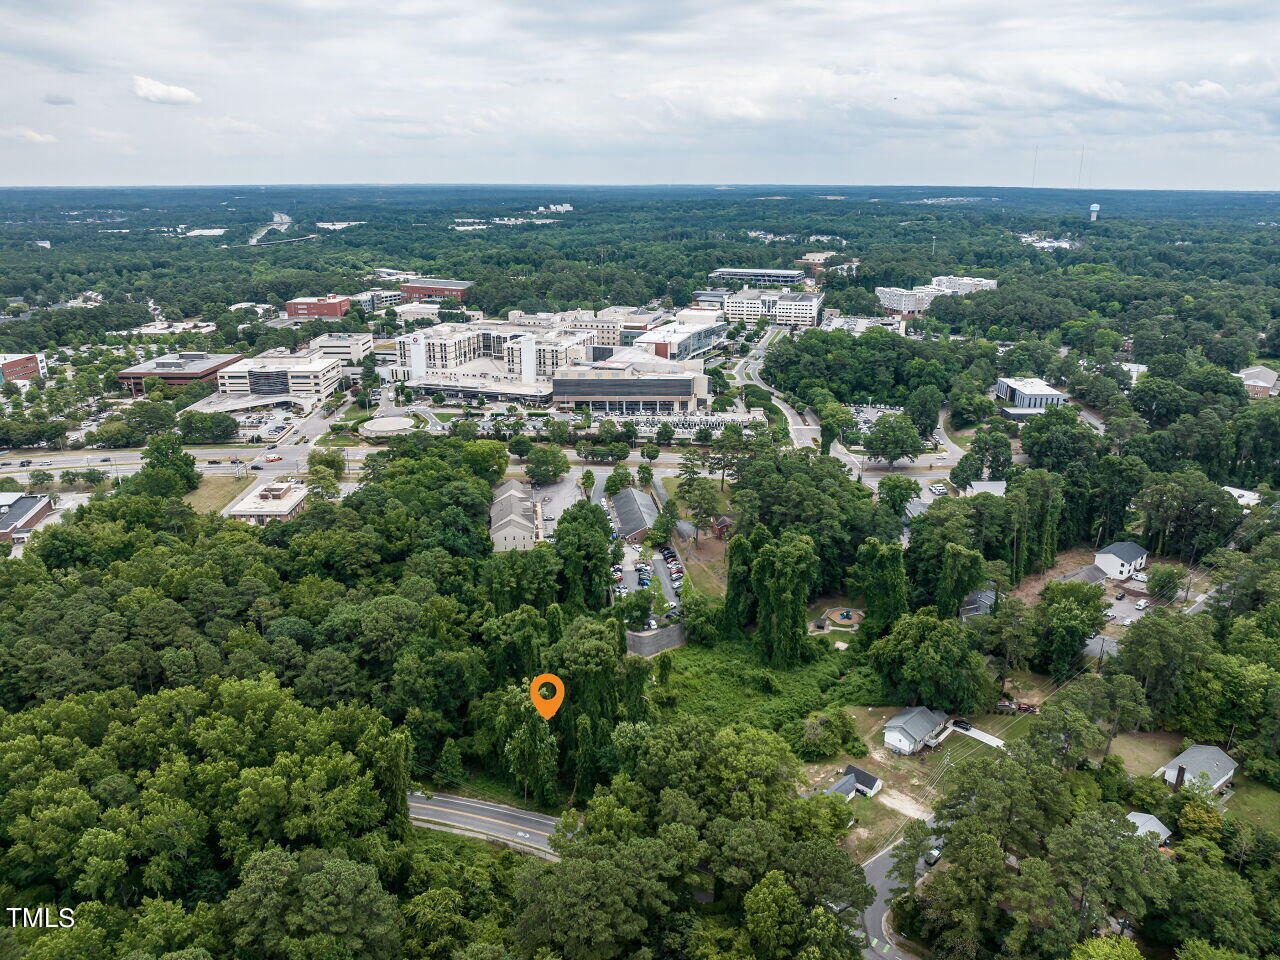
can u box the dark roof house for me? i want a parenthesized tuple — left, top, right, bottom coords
(613, 487, 659, 541)
(825, 764, 883, 799)
(1099, 541, 1148, 565)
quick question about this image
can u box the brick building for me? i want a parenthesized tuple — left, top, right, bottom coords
(285, 295, 351, 319)
(399, 278, 475, 302)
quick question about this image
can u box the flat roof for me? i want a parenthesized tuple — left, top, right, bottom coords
(228, 481, 309, 517)
(222, 349, 341, 374)
(998, 376, 1063, 395)
(119, 352, 242, 377)
(400, 278, 475, 289)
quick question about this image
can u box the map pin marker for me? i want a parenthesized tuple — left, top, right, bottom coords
(530, 673, 565, 720)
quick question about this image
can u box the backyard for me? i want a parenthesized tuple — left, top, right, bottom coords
(183, 475, 252, 514)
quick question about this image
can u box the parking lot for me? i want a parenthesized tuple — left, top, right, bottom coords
(529, 473, 584, 537)
(613, 542, 683, 616)
(236, 412, 293, 441)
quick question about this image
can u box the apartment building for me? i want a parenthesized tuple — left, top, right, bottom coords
(931, 275, 999, 295)
(217, 348, 343, 399)
(722, 288, 825, 325)
(876, 276, 997, 314)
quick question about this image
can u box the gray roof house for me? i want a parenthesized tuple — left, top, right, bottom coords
(826, 764, 883, 799)
(884, 707, 950, 755)
(1126, 812, 1172, 845)
(490, 480, 538, 552)
(960, 587, 997, 621)
(612, 487, 659, 542)
(1157, 744, 1237, 791)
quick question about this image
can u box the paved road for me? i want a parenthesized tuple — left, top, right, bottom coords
(407, 790, 561, 859)
(861, 832, 923, 960)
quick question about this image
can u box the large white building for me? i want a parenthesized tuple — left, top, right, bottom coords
(995, 376, 1067, 415)
(552, 349, 711, 414)
(709, 267, 807, 286)
(307, 332, 374, 364)
(217, 348, 344, 399)
(876, 276, 998, 314)
(723, 288, 824, 325)
(820, 315, 907, 336)
(634, 318, 727, 360)
(395, 323, 594, 384)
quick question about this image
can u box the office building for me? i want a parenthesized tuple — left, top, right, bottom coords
(285, 294, 351, 319)
(596, 306, 671, 345)
(307, 332, 374, 364)
(396, 323, 593, 382)
(0, 492, 53, 542)
(0, 352, 47, 382)
(709, 267, 806, 286)
(227, 481, 310, 526)
(349, 289, 404, 312)
(722, 288, 824, 325)
(552, 349, 711, 414)
(491, 480, 541, 551)
(931, 275, 999, 295)
(392, 302, 484, 324)
(995, 377, 1067, 417)
(117, 351, 243, 396)
(634, 319, 727, 360)
(820, 316, 906, 336)
(399, 278, 475, 302)
(217, 348, 343, 399)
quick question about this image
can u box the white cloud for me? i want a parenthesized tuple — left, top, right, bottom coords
(43, 93, 75, 106)
(0, 126, 57, 144)
(132, 75, 201, 105)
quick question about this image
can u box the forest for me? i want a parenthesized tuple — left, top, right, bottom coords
(1, 185, 1279, 960)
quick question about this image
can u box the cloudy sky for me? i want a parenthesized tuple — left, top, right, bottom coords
(3, 0, 1278, 189)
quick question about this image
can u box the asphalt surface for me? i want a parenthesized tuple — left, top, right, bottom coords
(407, 790, 561, 859)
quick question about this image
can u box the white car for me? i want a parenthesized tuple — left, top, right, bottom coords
(1135, 599, 1149, 611)
(1131, 573, 1148, 583)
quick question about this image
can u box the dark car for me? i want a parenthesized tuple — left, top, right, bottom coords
(267, 444, 278, 450)
(18, 460, 32, 467)
(953, 719, 973, 731)
(250, 464, 263, 471)
(1115, 591, 1126, 600)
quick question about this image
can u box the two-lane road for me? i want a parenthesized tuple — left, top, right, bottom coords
(407, 791, 562, 859)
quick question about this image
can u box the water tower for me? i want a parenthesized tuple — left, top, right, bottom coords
(1089, 203, 1100, 222)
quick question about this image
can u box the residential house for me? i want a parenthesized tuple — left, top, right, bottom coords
(1157, 744, 1237, 792)
(1233, 365, 1279, 399)
(884, 707, 950, 755)
(1095, 541, 1149, 581)
(1126, 812, 1172, 845)
(825, 764, 883, 800)
(959, 588, 997, 621)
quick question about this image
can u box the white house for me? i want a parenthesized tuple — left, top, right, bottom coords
(1157, 744, 1237, 792)
(1094, 541, 1149, 581)
(1126, 812, 1172, 845)
(884, 707, 950, 755)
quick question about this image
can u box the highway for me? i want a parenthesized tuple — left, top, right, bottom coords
(407, 790, 561, 859)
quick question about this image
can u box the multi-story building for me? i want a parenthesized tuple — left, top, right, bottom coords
(285, 294, 351, 319)
(396, 323, 594, 382)
(217, 348, 343, 399)
(399, 278, 475, 302)
(227, 481, 310, 526)
(117, 351, 244, 396)
(349, 289, 404, 312)
(490, 480, 540, 551)
(722, 288, 824, 325)
(307, 332, 374, 364)
(0, 352, 47, 382)
(634, 319, 727, 360)
(931, 275, 999, 295)
(552, 349, 711, 414)
(596, 306, 671, 345)
(709, 267, 807, 286)
(995, 376, 1067, 417)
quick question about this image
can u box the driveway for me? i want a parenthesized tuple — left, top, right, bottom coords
(530, 474, 583, 537)
(951, 724, 1005, 750)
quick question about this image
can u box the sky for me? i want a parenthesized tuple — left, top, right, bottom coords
(2, 0, 1279, 189)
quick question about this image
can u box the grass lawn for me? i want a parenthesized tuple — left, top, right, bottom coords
(316, 434, 366, 447)
(183, 475, 252, 514)
(682, 540, 729, 597)
(1225, 777, 1280, 829)
(661, 475, 732, 515)
(1105, 730, 1183, 776)
(660, 637, 846, 732)
(842, 794, 912, 863)
(434, 412, 459, 422)
(944, 412, 975, 450)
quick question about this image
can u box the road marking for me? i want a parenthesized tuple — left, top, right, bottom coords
(427, 795, 561, 826)
(410, 803, 554, 838)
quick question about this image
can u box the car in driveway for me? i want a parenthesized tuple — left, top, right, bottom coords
(952, 719, 973, 731)
(1135, 599, 1149, 611)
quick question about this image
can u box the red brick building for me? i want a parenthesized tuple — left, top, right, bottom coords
(0, 353, 46, 382)
(285, 295, 351, 319)
(399, 279, 475, 302)
(117, 352, 243, 396)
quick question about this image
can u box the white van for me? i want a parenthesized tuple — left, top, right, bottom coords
(1135, 599, 1149, 611)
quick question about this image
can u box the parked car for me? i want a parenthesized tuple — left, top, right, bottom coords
(925, 848, 942, 867)
(1115, 591, 1126, 600)
(1135, 599, 1149, 611)
(1131, 572, 1148, 583)
(952, 719, 973, 731)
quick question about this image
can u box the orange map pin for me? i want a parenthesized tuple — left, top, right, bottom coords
(529, 673, 565, 719)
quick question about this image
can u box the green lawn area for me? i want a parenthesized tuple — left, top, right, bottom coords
(660, 475, 732, 515)
(944, 412, 975, 450)
(434, 412, 459, 422)
(842, 794, 912, 863)
(1105, 730, 1184, 776)
(660, 637, 847, 731)
(183, 475, 252, 514)
(317, 434, 366, 447)
(1225, 777, 1280, 829)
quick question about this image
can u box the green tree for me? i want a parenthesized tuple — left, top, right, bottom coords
(527, 444, 570, 484)
(865, 413, 924, 468)
(1147, 563, 1185, 601)
(877, 474, 920, 518)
